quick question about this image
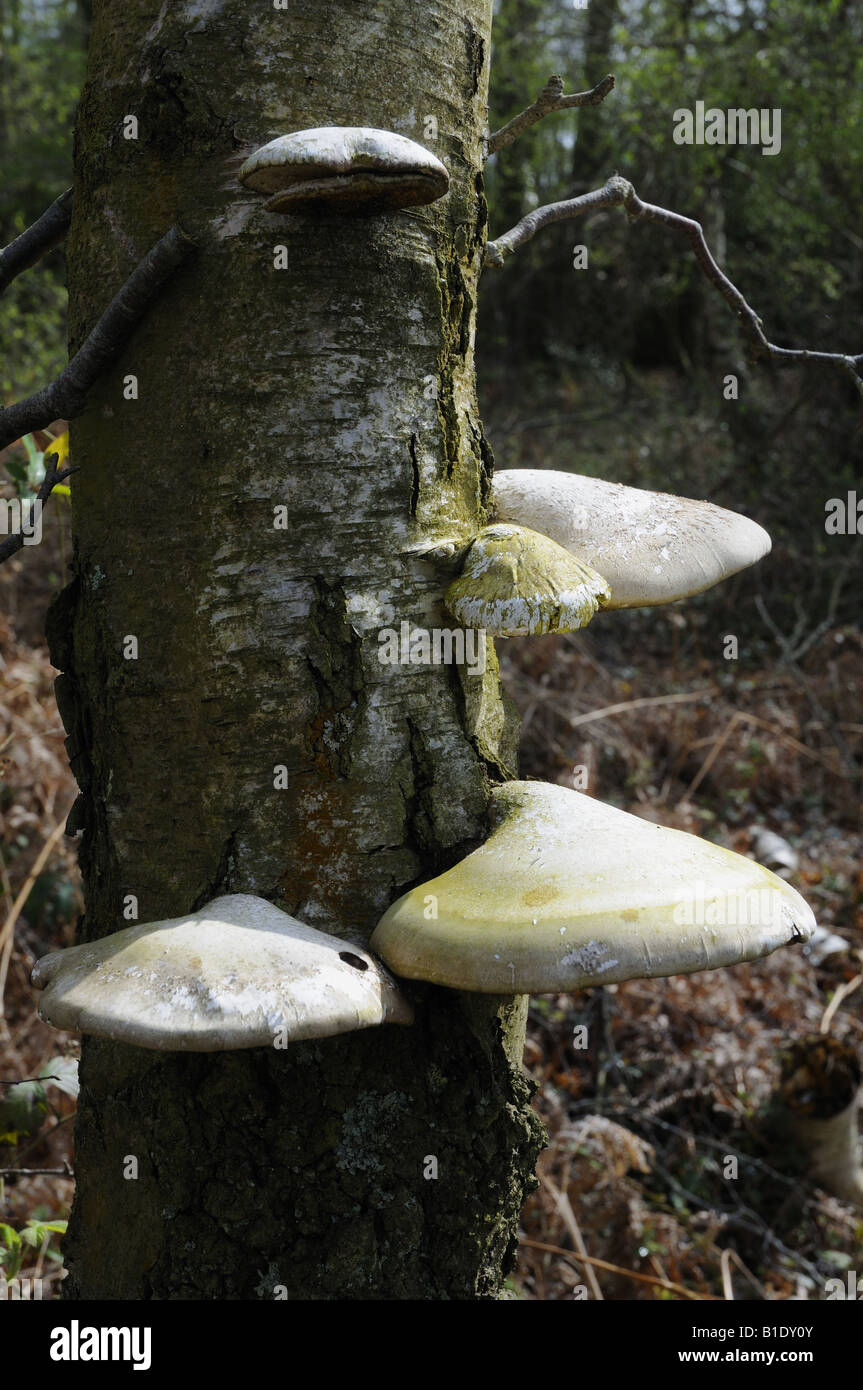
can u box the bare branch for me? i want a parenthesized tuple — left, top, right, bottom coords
(0, 223, 196, 454)
(487, 73, 615, 157)
(0, 1076, 61, 1086)
(0, 189, 73, 295)
(485, 174, 863, 397)
(0, 453, 78, 567)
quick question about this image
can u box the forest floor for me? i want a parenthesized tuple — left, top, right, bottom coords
(1, 396, 861, 1301)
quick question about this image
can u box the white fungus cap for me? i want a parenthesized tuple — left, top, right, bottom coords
(371, 782, 815, 994)
(32, 894, 413, 1050)
(444, 523, 610, 636)
(238, 127, 450, 213)
(491, 469, 772, 609)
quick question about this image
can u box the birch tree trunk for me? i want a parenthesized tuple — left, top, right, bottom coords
(49, 0, 544, 1299)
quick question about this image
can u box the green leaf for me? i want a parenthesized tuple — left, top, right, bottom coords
(22, 434, 40, 466)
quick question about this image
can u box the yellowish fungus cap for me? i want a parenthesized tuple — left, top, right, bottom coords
(371, 782, 815, 993)
(443, 523, 610, 636)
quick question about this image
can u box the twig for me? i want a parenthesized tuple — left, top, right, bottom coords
(674, 707, 842, 800)
(0, 190, 73, 295)
(12, 1113, 75, 1167)
(0, 223, 196, 453)
(520, 1236, 719, 1300)
(755, 594, 858, 777)
(732, 710, 839, 768)
(0, 1077, 59, 1086)
(0, 813, 71, 1016)
(487, 73, 615, 156)
(787, 554, 857, 663)
(539, 1172, 603, 1300)
(485, 174, 863, 397)
(820, 971, 863, 1035)
(678, 713, 742, 805)
(0, 454, 78, 567)
(567, 688, 717, 729)
(720, 1246, 767, 1301)
(486, 177, 624, 267)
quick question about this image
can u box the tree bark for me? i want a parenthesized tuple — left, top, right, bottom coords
(49, 0, 544, 1300)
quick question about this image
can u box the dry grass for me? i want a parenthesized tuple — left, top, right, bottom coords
(0, 490, 80, 1297)
(502, 622, 863, 1301)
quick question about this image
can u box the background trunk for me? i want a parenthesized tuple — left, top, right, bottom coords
(571, 0, 619, 189)
(51, 0, 543, 1300)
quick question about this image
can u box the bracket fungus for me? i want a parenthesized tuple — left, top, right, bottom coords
(443, 523, 610, 636)
(31, 894, 413, 1051)
(491, 469, 771, 609)
(238, 127, 449, 214)
(371, 781, 815, 994)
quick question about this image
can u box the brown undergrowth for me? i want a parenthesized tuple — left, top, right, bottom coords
(0, 450, 861, 1300)
(504, 623, 862, 1301)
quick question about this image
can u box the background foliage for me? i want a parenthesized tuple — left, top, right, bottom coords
(481, 0, 863, 638)
(0, 0, 87, 401)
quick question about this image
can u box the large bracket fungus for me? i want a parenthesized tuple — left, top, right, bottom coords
(443, 523, 610, 637)
(32, 894, 413, 1050)
(238, 127, 449, 214)
(371, 781, 815, 994)
(491, 468, 771, 609)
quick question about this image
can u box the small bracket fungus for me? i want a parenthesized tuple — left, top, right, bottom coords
(370, 781, 815, 994)
(491, 469, 772, 609)
(31, 894, 413, 1050)
(238, 127, 449, 214)
(443, 523, 610, 637)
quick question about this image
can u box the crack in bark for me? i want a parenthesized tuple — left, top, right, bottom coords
(305, 577, 363, 780)
(193, 829, 239, 909)
(408, 432, 420, 517)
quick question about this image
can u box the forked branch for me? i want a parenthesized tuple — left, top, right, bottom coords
(484, 175, 863, 397)
(487, 74, 616, 156)
(0, 190, 73, 295)
(0, 224, 196, 453)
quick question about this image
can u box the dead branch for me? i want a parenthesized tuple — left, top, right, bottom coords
(487, 73, 615, 156)
(485, 174, 863, 397)
(0, 1077, 60, 1086)
(0, 190, 73, 295)
(0, 223, 196, 454)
